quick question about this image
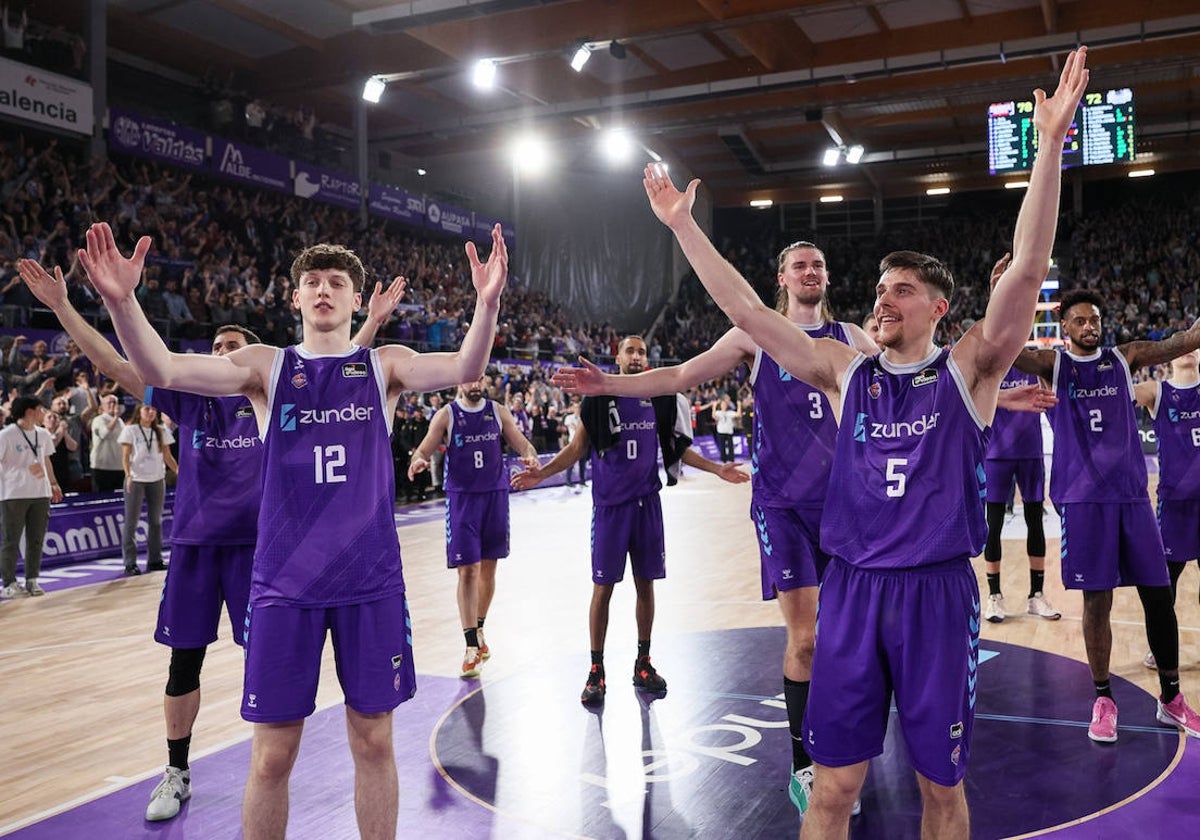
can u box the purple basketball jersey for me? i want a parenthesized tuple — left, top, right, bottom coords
(1049, 348, 1146, 503)
(987, 368, 1043, 460)
(588, 395, 661, 506)
(1152, 380, 1200, 501)
(822, 348, 990, 569)
(150, 388, 262, 545)
(444, 399, 508, 493)
(253, 345, 404, 607)
(749, 321, 851, 508)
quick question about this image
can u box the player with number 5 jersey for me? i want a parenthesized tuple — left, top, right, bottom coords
(640, 48, 1091, 837)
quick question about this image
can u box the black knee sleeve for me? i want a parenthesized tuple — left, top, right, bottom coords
(1137, 585, 1180, 672)
(984, 502, 1005, 563)
(1024, 502, 1046, 557)
(165, 646, 207, 697)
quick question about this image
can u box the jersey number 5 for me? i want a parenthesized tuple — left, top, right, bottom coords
(885, 457, 908, 498)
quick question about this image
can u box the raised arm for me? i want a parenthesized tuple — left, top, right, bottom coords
(642, 166, 855, 395)
(1120, 319, 1200, 371)
(554, 329, 752, 398)
(352, 276, 407, 347)
(17, 258, 145, 394)
(379, 224, 507, 394)
(969, 48, 1089, 377)
(78, 222, 266, 398)
(1013, 347, 1057, 382)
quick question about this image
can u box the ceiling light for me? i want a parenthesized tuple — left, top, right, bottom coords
(926, 187, 950, 195)
(601, 128, 633, 164)
(472, 59, 497, 90)
(845, 144, 864, 164)
(362, 76, 385, 104)
(819, 195, 843, 203)
(512, 134, 550, 175)
(571, 44, 591, 72)
(1004, 180, 1029, 190)
(1128, 168, 1155, 178)
(749, 199, 773, 208)
(822, 148, 840, 167)
(416, 168, 427, 176)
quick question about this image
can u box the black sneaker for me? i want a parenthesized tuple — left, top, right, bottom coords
(146, 563, 166, 572)
(124, 566, 142, 576)
(633, 656, 667, 693)
(580, 664, 606, 706)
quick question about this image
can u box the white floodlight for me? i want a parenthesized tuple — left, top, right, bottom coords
(362, 76, 385, 104)
(473, 59, 497, 90)
(845, 144, 864, 164)
(822, 148, 840, 167)
(571, 44, 591, 72)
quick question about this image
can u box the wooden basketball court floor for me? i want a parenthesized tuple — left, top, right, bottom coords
(2, 469, 1199, 839)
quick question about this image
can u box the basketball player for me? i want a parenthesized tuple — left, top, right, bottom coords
(637, 48, 1089, 838)
(550, 241, 875, 811)
(408, 374, 538, 678)
(1016, 290, 1200, 743)
(1135, 349, 1200, 668)
(513, 335, 747, 706)
(78, 220, 507, 840)
(16, 257, 405, 822)
(983, 364, 1060, 623)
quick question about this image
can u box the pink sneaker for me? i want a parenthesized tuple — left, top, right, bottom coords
(1157, 692, 1200, 738)
(1088, 697, 1118, 743)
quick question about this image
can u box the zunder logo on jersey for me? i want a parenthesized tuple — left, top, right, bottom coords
(279, 402, 375, 432)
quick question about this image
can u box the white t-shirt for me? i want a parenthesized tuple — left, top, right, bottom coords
(713, 408, 737, 435)
(118, 423, 175, 483)
(564, 412, 582, 442)
(0, 423, 55, 500)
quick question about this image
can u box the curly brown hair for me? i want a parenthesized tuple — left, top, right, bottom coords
(290, 244, 366, 292)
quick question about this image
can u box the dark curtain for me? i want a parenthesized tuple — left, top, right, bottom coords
(513, 171, 674, 331)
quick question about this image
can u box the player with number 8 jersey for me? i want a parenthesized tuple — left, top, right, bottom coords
(253, 344, 404, 606)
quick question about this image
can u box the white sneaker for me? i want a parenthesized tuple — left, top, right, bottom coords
(1027, 592, 1061, 620)
(145, 765, 191, 821)
(1144, 651, 1158, 669)
(984, 593, 1006, 623)
(1, 583, 25, 599)
(25, 579, 44, 596)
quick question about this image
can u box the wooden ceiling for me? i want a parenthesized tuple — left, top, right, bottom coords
(43, 1, 1200, 208)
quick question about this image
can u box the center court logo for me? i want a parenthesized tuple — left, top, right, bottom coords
(279, 402, 374, 431)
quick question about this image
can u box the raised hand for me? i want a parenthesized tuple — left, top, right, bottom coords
(643, 163, 700, 231)
(16, 259, 68, 310)
(989, 252, 1012, 292)
(466, 223, 508, 307)
(366, 276, 407, 323)
(550, 357, 609, 395)
(77, 222, 152, 303)
(1034, 47, 1089, 147)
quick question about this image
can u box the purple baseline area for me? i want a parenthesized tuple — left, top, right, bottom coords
(9, 623, 1200, 838)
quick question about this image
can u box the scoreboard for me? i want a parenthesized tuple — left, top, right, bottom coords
(987, 88, 1135, 174)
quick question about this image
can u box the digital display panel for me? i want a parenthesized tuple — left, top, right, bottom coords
(988, 88, 1134, 174)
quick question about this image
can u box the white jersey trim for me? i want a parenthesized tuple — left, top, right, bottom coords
(369, 347, 392, 437)
(946, 353, 987, 432)
(261, 347, 284, 442)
